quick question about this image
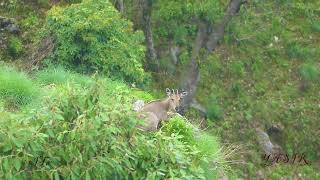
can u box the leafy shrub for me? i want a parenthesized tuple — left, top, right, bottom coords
(0, 79, 208, 179)
(21, 13, 40, 29)
(45, 0, 148, 85)
(207, 103, 223, 120)
(299, 63, 319, 82)
(206, 95, 223, 120)
(161, 115, 196, 144)
(7, 37, 23, 58)
(162, 115, 227, 179)
(0, 66, 39, 108)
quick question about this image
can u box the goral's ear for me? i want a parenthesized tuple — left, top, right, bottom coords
(166, 88, 171, 96)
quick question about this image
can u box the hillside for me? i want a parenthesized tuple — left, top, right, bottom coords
(0, 65, 229, 179)
(0, 0, 319, 179)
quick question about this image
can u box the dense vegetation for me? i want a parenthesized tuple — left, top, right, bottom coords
(0, 65, 227, 179)
(0, 0, 319, 179)
(44, 0, 148, 85)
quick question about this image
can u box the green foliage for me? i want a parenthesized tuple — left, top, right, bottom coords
(207, 103, 223, 121)
(286, 42, 311, 60)
(266, 165, 320, 179)
(63, 0, 82, 3)
(4, 0, 19, 11)
(196, 133, 220, 158)
(37, 0, 50, 7)
(0, 79, 209, 179)
(161, 115, 228, 179)
(2, 0, 319, 178)
(36, 67, 94, 87)
(299, 63, 319, 82)
(130, 89, 154, 102)
(21, 13, 40, 29)
(161, 115, 196, 144)
(195, 1, 320, 177)
(311, 21, 320, 33)
(7, 37, 23, 58)
(196, 133, 220, 179)
(230, 82, 243, 96)
(45, 0, 148, 85)
(230, 61, 245, 77)
(0, 66, 39, 108)
(152, 0, 223, 47)
(200, 54, 222, 78)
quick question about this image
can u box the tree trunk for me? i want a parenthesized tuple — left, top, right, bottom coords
(114, 0, 124, 13)
(139, 0, 158, 70)
(181, 0, 245, 112)
(180, 22, 208, 112)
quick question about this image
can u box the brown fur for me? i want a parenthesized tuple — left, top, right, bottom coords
(137, 88, 187, 132)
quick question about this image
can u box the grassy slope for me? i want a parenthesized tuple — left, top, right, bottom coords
(1, 0, 319, 179)
(0, 64, 228, 179)
(194, 1, 320, 178)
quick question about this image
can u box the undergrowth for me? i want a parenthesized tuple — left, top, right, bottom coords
(0, 65, 39, 109)
(0, 68, 226, 179)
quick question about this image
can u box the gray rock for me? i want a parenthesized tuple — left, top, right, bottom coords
(6, 24, 20, 34)
(0, 16, 20, 34)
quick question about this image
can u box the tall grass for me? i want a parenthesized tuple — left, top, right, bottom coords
(35, 67, 94, 87)
(161, 115, 239, 179)
(0, 66, 39, 108)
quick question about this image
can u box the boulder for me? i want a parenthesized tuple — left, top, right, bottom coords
(0, 16, 20, 34)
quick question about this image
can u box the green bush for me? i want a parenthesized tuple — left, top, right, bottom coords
(207, 103, 223, 120)
(7, 37, 23, 58)
(161, 115, 227, 179)
(21, 13, 40, 29)
(0, 80, 209, 179)
(45, 0, 148, 85)
(161, 115, 196, 144)
(206, 95, 223, 120)
(299, 63, 319, 82)
(0, 66, 39, 108)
